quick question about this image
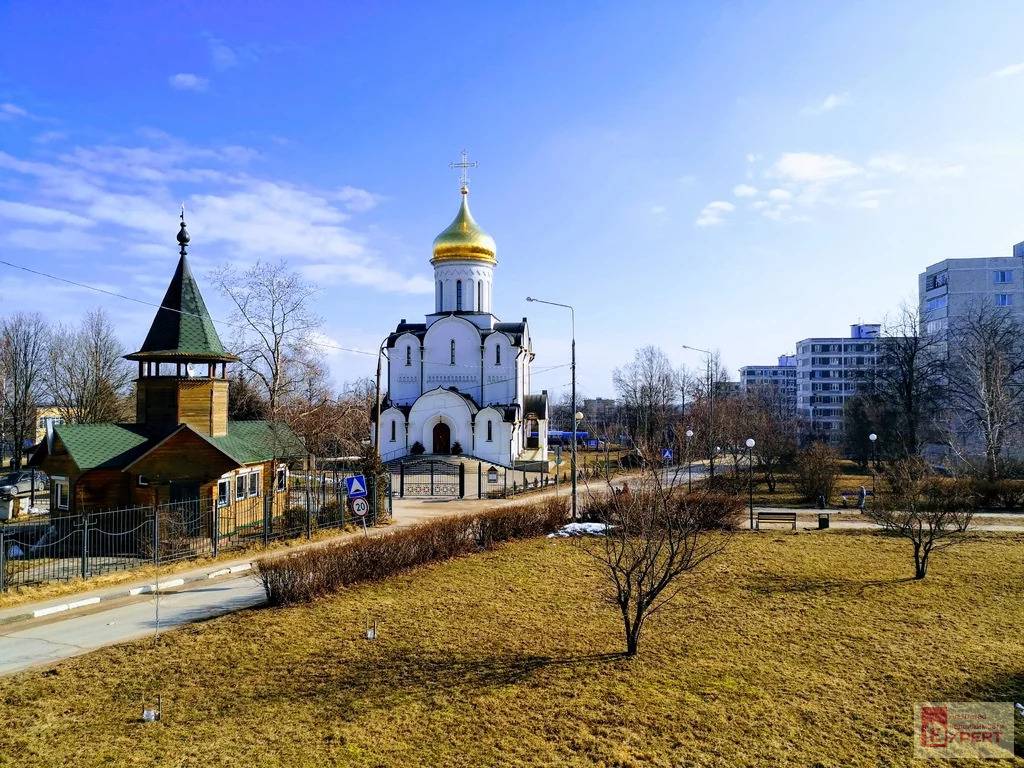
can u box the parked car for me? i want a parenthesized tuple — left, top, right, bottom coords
(0, 470, 49, 497)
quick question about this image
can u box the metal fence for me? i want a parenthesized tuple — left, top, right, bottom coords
(0, 471, 390, 592)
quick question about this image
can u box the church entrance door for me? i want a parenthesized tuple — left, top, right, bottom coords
(432, 422, 451, 454)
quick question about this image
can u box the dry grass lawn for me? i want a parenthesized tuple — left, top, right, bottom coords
(1, 530, 1023, 766)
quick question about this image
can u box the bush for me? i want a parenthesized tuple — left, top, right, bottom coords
(451, 441, 463, 455)
(582, 488, 743, 532)
(257, 497, 569, 605)
(793, 443, 841, 503)
(969, 477, 1024, 509)
(410, 441, 425, 455)
(317, 500, 345, 528)
(686, 492, 746, 531)
(281, 506, 308, 533)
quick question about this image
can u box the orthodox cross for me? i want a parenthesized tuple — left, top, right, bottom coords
(449, 149, 479, 189)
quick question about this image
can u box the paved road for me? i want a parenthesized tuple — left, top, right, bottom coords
(0, 575, 263, 676)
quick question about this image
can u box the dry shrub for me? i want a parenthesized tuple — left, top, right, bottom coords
(582, 489, 743, 532)
(257, 496, 569, 606)
(793, 443, 841, 503)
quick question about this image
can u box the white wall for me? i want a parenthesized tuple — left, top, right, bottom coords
(434, 261, 494, 313)
(389, 332, 422, 406)
(482, 332, 515, 405)
(423, 315, 484, 403)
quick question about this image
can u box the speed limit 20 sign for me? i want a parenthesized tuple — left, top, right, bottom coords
(351, 497, 369, 518)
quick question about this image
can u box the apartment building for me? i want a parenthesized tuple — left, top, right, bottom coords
(919, 244, 1024, 335)
(739, 354, 797, 416)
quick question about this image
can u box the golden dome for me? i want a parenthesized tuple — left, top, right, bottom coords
(431, 188, 497, 265)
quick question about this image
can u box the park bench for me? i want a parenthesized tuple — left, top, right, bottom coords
(755, 510, 797, 531)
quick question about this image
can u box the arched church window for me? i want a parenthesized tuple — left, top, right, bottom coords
(478, 281, 483, 311)
(390, 421, 396, 442)
(495, 345, 501, 365)
(487, 420, 493, 442)
(406, 346, 411, 366)
(450, 339, 456, 365)
(456, 280, 463, 310)
(438, 281, 443, 308)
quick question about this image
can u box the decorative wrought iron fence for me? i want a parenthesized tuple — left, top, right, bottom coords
(0, 469, 391, 592)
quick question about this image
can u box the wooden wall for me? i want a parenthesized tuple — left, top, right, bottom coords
(136, 378, 229, 436)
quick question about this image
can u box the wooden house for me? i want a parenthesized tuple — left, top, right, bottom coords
(31, 212, 305, 518)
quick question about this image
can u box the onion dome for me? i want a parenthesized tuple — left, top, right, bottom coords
(431, 188, 497, 265)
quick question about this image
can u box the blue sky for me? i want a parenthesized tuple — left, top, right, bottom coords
(2, 1, 1024, 402)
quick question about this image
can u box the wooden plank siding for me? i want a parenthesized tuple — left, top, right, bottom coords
(136, 378, 229, 436)
(129, 429, 239, 484)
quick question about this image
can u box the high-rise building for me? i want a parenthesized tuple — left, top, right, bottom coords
(739, 355, 797, 416)
(795, 324, 880, 442)
(919, 244, 1024, 336)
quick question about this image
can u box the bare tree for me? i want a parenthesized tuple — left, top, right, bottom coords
(869, 303, 947, 459)
(0, 313, 49, 468)
(613, 346, 679, 455)
(945, 304, 1024, 481)
(746, 388, 799, 493)
(866, 460, 976, 579)
(682, 351, 731, 481)
(582, 464, 739, 656)
(210, 260, 323, 419)
(48, 309, 133, 424)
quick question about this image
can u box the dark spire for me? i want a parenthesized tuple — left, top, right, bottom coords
(177, 203, 190, 257)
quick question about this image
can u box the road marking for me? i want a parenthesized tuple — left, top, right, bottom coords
(208, 568, 231, 578)
(157, 578, 185, 591)
(229, 563, 252, 574)
(128, 585, 154, 596)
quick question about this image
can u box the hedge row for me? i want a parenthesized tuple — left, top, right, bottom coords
(256, 497, 569, 606)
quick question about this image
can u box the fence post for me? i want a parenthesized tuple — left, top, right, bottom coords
(400, 463, 405, 498)
(212, 502, 220, 558)
(522, 470, 527, 490)
(153, 507, 160, 569)
(0, 528, 6, 593)
(304, 477, 312, 540)
(263, 494, 271, 547)
(478, 463, 482, 499)
(81, 515, 89, 581)
(459, 464, 465, 498)
(430, 461, 435, 497)
(504, 467, 508, 498)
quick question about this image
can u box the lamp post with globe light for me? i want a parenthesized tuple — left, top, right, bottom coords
(869, 433, 878, 509)
(746, 438, 756, 528)
(685, 429, 694, 492)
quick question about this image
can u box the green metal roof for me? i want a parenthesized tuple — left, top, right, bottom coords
(209, 421, 306, 463)
(54, 423, 153, 470)
(126, 255, 237, 361)
(54, 420, 305, 472)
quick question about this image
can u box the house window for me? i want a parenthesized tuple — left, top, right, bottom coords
(276, 467, 287, 492)
(249, 470, 261, 498)
(995, 271, 1013, 284)
(456, 280, 463, 310)
(925, 271, 948, 291)
(495, 345, 501, 365)
(54, 478, 69, 510)
(450, 340, 456, 365)
(926, 296, 947, 311)
(236, 474, 247, 502)
(390, 420, 396, 442)
(487, 420, 493, 442)
(137, 475, 149, 487)
(996, 294, 1013, 307)
(406, 346, 411, 366)
(217, 479, 230, 508)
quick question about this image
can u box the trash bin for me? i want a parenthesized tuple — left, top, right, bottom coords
(818, 513, 830, 530)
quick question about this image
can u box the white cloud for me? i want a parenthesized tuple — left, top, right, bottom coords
(750, 200, 769, 210)
(0, 200, 94, 227)
(336, 186, 382, 212)
(0, 103, 30, 120)
(168, 73, 210, 92)
(695, 201, 735, 227)
(33, 131, 68, 144)
(992, 62, 1024, 78)
(770, 152, 862, 183)
(801, 92, 851, 116)
(767, 188, 792, 201)
(678, 174, 698, 185)
(208, 38, 239, 71)
(651, 205, 666, 215)
(733, 184, 758, 197)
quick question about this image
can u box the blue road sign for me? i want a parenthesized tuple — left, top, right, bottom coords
(345, 475, 368, 499)
(661, 449, 674, 462)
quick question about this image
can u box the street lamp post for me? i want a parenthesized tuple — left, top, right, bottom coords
(746, 438, 756, 529)
(373, 338, 389, 458)
(869, 433, 878, 510)
(685, 429, 694, 492)
(527, 296, 578, 520)
(681, 344, 715, 483)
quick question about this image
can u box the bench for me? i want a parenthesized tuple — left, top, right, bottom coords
(755, 510, 797, 531)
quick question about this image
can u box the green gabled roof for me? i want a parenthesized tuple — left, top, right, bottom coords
(210, 421, 307, 463)
(126, 254, 237, 362)
(54, 423, 154, 470)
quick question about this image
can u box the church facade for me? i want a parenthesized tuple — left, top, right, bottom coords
(373, 184, 548, 468)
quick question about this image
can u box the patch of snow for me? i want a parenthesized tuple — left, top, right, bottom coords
(1016, 702, 1024, 717)
(548, 522, 610, 538)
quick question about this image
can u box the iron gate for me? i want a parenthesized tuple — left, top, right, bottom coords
(394, 459, 464, 498)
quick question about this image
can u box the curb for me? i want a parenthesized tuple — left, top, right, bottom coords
(0, 560, 258, 627)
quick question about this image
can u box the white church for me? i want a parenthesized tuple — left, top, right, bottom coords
(373, 176, 549, 469)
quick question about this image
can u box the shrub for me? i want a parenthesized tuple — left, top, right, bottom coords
(686, 492, 745, 531)
(582, 489, 743, 531)
(281, 506, 308, 534)
(257, 496, 569, 605)
(317, 500, 345, 528)
(793, 443, 841, 503)
(410, 441, 425, 455)
(451, 441, 463, 455)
